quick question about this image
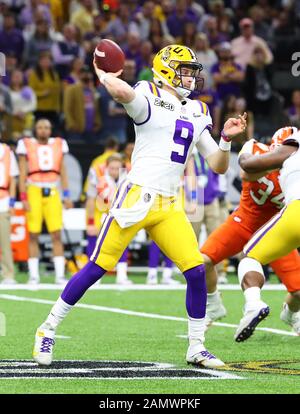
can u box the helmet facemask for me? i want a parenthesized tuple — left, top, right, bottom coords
(170, 61, 204, 97)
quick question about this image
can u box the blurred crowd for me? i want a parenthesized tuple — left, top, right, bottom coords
(0, 0, 300, 147)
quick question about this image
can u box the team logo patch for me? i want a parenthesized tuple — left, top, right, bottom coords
(0, 360, 243, 380)
(154, 98, 174, 111)
(144, 193, 151, 203)
(224, 360, 300, 376)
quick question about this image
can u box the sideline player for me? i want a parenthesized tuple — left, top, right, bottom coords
(33, 44, 246, 367)
(17, 119, 73, 284)
(201, 127, 300, 337)
(86, 153, 132, 284)
(235, 127, 300, 341)
(0, 140, 19, 284)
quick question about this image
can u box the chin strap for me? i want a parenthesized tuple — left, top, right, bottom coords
(152, 68, 193, 98)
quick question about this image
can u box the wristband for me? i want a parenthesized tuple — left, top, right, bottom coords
(221, 129, 231, 142)
(20, 192, 27, 202)
(63, 189, 70, 199)
(219, 137, 232, 152)
(87, 218, 95, 225)
(9, 197, 16, 208)
(190, 190, 197, 201)
(100, 73, 108, 85)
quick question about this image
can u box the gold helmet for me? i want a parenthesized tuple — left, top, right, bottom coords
(152, 44, 204, 98)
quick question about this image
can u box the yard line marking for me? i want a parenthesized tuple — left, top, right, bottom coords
(0, 294, 296, 337)
(0, 284, 287, 291)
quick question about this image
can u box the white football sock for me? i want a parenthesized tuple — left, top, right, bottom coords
(116, 262, 128, 281)
(42, 297, 73, 330)
(162, 267, 173, 281)
(147, 268, 158, 279)
(207, 290, 221, 305)
(188, 316, 205, 345)
(28, 257, 40, 282)
(244, 287, 262, 312)
(53, 256, 65, 281)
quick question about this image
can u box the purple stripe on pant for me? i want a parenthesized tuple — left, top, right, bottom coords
(244, 207, 286, 255)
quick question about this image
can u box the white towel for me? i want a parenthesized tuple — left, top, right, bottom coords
(110, 187, 156, 228)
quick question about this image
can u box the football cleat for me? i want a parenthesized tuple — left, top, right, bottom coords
(116, 278, 133, 285)
(146, 275, 158, 285)
(280, 303, 300, 335)
(33, 326, 55, 366)
(55, 277, 68, 286)
(161, 277, 181, 285)
(234, 302, 270, 342)
(186, 343, 225, 368)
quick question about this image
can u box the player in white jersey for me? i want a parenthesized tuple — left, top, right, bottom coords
(33, 44, 246, 367)
(236, 128, 300, 341)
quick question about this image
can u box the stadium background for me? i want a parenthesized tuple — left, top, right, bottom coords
(1, 0, 300, 274)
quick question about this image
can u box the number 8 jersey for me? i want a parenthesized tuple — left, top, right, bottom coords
(123, 81, 219, 196)
(16, 137, 69, 187)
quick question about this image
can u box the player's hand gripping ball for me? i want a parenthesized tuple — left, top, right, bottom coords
(94, 39, 125, 73)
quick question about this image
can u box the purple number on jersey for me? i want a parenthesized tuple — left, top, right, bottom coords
(170, 119, 194, 164)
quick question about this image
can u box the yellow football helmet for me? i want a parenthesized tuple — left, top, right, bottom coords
(152, 44, 204, 98)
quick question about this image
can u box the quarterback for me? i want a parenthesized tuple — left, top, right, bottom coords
(200, 127, 300, 339)
(33, 45, 246, 367)
(236, 127, 300, 340)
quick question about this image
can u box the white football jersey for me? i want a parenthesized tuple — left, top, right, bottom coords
(123, 81, 218, 196)
(279, 131, 300, 204)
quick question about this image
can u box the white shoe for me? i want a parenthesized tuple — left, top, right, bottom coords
(161, 277, 181, 285)
(1, 278, 17, 285)
(280, 303, 300, 335)
(28, 278, 40, 285)
(218, 275, 228, 284)
(146, 275, 158, 285)
(205, 299, 227, 330)
(33, 326, 55, 366)
(186, 342, 225, 368)
(234, 301, 270, 342)
(55, 277, 68, 286)
(116, 278, 133, 285)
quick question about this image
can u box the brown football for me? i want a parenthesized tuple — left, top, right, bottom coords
(94, 39, 125, 73)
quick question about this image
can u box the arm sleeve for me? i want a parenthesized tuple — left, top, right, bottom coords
(86, 168, 98, 198)
(10, 151, 19, 177)
(195, 128, 219, 159)
(122, 83, 150, 125)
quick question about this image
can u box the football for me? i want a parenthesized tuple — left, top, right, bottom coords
(94, 39, 125, 73)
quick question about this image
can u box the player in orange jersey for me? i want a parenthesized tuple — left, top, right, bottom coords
(16, 119, 73, 284)
(200, 127, 300, 335)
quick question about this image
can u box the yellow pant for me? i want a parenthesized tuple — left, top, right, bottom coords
(27, 185, 63, 233)
(91, 182, 203, 272)
(244, 200, 300, 264)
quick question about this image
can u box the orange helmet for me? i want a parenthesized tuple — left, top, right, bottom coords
(270, 126, 298, 149)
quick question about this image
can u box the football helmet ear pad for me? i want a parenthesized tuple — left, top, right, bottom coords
(152, 45, 204, 98)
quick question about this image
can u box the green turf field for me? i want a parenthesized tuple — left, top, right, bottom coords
(0, 271, 299, 394)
